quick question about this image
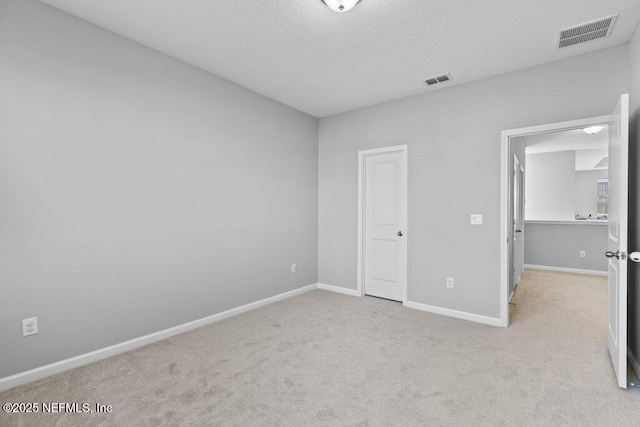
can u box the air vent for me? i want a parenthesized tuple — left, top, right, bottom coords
(424, 73, 452, 86)
(558, 14, 617, 48)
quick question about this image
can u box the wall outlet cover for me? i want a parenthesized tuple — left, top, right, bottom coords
(470, 214, 483, 225)
(22, 317, 38, 337)
(446, 277, 454, 288)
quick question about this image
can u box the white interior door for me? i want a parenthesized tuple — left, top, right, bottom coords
(513, 155, 524, 285)
(363, 150, 407, 302)
(518, 166, 525, 280)
(605, 93, 628, 389)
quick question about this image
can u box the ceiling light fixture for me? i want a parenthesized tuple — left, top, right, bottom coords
(583, 125, 605, 135)
(321, 0, 361, 13)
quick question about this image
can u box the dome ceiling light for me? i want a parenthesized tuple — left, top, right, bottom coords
(583, 125, 605, 135)
(321, 0, 361, 13)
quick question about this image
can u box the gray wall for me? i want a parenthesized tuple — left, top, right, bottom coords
(524, 151, 608, 220)
(525, 151, 577, 220)
(524, 223, 608, 272)
(318, 46, 628, 319)
(0, 0, 319, 378)
(628, 23, 640, 370)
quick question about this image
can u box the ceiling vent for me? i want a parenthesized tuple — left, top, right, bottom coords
(558, 14, 617, 48)
(424, 73, 452, 86)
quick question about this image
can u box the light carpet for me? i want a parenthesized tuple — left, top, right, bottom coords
(1, 269, 639, 426)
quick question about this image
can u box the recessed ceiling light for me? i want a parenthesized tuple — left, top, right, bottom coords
(321, 0, 361, 13)
(583, 125, 604, 135)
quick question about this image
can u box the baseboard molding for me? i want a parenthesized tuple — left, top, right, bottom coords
(0, 283, 318, 393)
(629, 348, 640, 379)
(319, 284, 502, 328)
(524, 264, 607, 276)
(404, 301, 502, 327)
(317, 283, 360, 297)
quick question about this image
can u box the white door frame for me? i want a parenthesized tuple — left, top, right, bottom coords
(357, 145, 408, 303)
(499, 115, 611, 327)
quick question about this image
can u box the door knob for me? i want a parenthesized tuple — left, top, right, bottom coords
(630, 252, 640, 263)
(605, 251, 620, 259)
(397, 231, 403, 237)
(515, 229, 522, 233)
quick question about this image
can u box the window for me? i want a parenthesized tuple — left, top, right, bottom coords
(597, 179, 608, 218)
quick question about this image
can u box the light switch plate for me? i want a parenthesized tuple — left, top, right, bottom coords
(470, 214, 483, 225)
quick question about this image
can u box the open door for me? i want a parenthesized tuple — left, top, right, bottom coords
(605, 93, 629, 389)
(513, 155, 524, 286)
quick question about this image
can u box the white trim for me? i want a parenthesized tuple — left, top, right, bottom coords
(500, 115, 611, 328)
(0, 283, 318, 392)
(629, 348, 640, 379)
(357, 145, 408, 303)
(509, 289, 515, 303)
(524, 264, 607, 276)
(525, 220, 608, 226)
(404, 301, 502, 327)
(318, 283, 360, 297)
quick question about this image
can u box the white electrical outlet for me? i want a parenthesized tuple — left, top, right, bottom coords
(446, 277, 454, 288)
(580, 251, 586, 258)
(291, 264, 297, 274)
(22, 317, 38, 337)
(470, 214, 483, 225)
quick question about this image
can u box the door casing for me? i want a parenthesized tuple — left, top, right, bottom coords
(357, 145, 408, 303)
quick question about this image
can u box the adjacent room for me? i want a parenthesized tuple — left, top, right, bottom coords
(1, 0, 640, 425)
(519, 126, 610, 276)
(507, 126, 610, 287)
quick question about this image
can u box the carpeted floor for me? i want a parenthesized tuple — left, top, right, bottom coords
(1, 269, 639, 426)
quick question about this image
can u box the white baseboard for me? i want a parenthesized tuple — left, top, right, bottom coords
(319, 284, 502, 328)
(318, 283, 360, 297)
(524, 264, 607, 276)
(629, 348, 640, 380)
(0, 283, 318, 393)
(404, 300, 502, 327)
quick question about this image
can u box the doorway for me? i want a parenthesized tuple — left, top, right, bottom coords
(357, 145, 408, 303)
(500, 95, 630, 389)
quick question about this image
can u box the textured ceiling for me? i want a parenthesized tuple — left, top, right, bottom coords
(524, 127, 609, 154)
(39, 0, 640, 117)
